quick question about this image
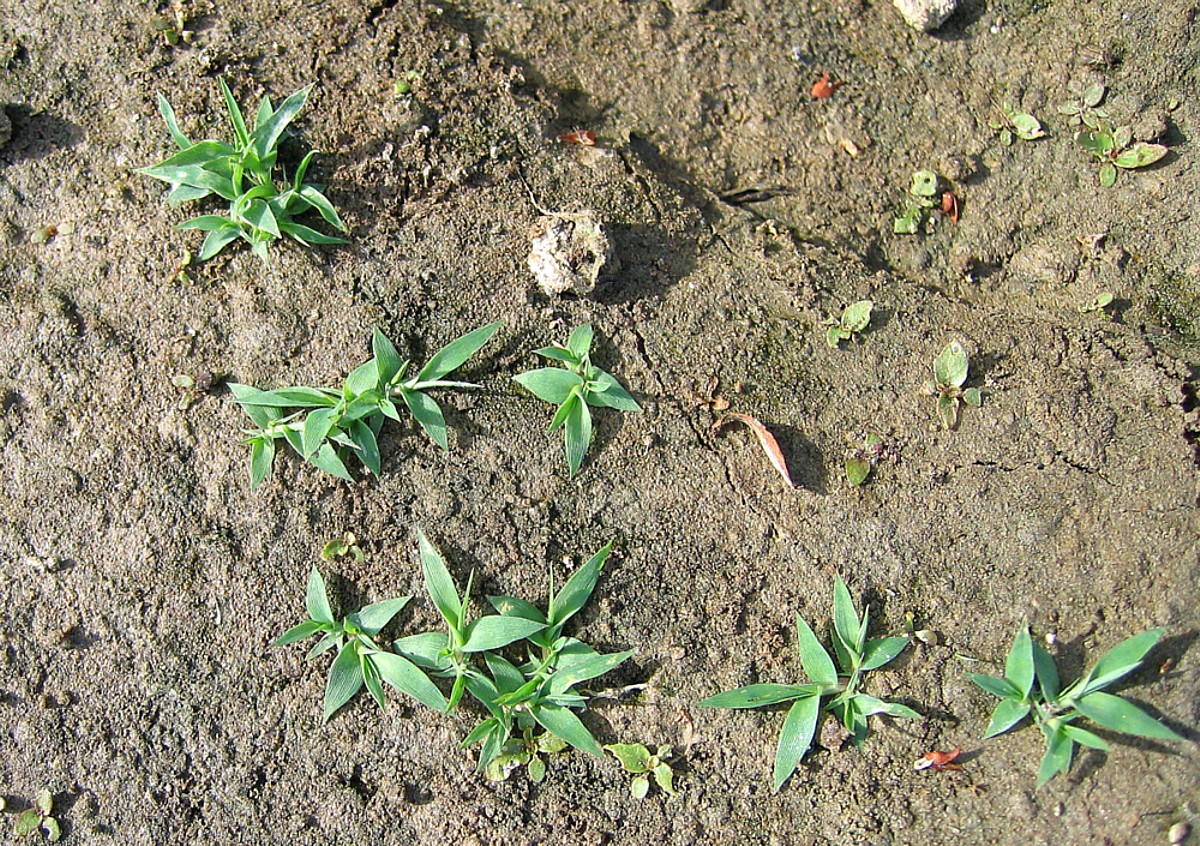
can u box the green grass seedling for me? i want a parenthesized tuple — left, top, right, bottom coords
(699, 576, 918, 791)
(12, 790, 60, 842)
(824, 300, 873, 348)
(970, 626, 1182, 787)
(230, 322, 500, 487)
(138, 78, 347, 263)
(605, 743, 678, 799)
(273, 567, 447, 722)
(461, 543, 633, 773)
(393, 532, 550, 714)
(514, 324, 641, 477)
(921, 341, 982, 429)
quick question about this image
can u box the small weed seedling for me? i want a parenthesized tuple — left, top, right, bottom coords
(1077, 120, 1168, 187)
(321, 531, 364, 564)
(845, 432, 888, 486)
(273, 567, 447, 721)
(1077, 291, 1115, 315)
(138, 78, 347, 263)
(230, 322, 500, 487)
(1057, 82, 1110, 129)
(605, 743, 679, 798)
(921, 341, 982, 429)
(12, 790, 60, 842)
(970, 626, 1182, 787)
(699, 576, 918, 791)
(989, 103, 1046, 146)
(514, 324, 641, 477)
(893, 170, 941, 235)
(151, 1, 194, 46)
(484, 727, 570, 783)
(824, 300, 873, 348)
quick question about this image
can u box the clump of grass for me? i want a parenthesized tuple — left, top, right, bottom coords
(138, 78, 347, 263)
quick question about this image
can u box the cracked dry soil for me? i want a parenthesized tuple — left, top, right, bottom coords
(0, 0, 1197, 844)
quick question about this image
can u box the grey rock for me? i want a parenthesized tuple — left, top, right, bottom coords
(894, 0, 958, 31)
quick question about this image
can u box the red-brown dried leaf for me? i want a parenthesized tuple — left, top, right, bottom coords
(712, 412, 794, 487)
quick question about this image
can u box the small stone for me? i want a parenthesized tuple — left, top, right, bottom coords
(1169, 821, 1191, 844)
(527, 210, 617, 297)
(893, 0, 959, 31)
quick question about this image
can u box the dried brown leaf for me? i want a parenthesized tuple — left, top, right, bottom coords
(712, 412, 794, 487)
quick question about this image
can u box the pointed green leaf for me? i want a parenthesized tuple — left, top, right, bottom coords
(1005, 627, 1035, 697)
(586, 377, 642, 412)
(549, 542, 611, 628)
(1036, 724, 1074, 787)
(393, 631, 452, 671)
(462, 616, 547, 652)
(1114, 142, 1167, 170)
(416, 321, 502, 383)
(488, 595, 548, 624)
(533, 702, 603, 756)
(969, 672, 1019, 700)
(852, 693, 919, 718)
(401, 389, 448, 449)
(548, 650, 633, 695)
(514, 368, 585, 405)
(156, 93, 191, 148)
(301, 407, 338, 457)
(369, 650, 448, 711)
(304, 567, 335, 624)
(795, 613, 838, 686)
(1032, 642, 1060, 700)
(249, 436, 276, 488)
(831, 576, 861, 672)
(697, 683, 818, 709)
(278, 220, 348, 246)
(323, 644, 365, 721)
(564, 398, 592, 477)
(1075, 691, 1182, 740)
(1078, 628, 1165, 697)
(198, 224, 243, 261)
(351, 597, 410, 636)
(417, 531, 462, 628)
(346, 418, 380, 476)
(218, 77, 250, 146)
(773, 695, 821, 792)
(251, 84, 313, 162)
(273, 619, 328, 647)
(373, 328, 404, 385)
(306, 440, 353, 482)
(983, 699, 1031, 738)
(860, 637, 909, 671)
(567, 324, 594, 358)
(1062, 723, 1109, 751)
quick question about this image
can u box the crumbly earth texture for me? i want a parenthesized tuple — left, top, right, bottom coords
(1, 1, 1198, 844)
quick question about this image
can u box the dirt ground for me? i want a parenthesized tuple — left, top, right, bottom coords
(1, 0, 1197, 843)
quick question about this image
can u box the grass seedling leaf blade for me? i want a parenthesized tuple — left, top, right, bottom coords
(1032, 641, 1060, 700)
(307, 441, 354, 481)
(461, 616, 547, 652)
(373, 328, 403, 385)
(514, 369, 585, 405)
(1074, 691, 1183, 740)
(250, 437, 276, 488)
(418, 531, 462, 628)
(1077, 627, 1165, 696)
(969, 672, 1019, 700)
(860, 636, 909, 671)
(549, 542, 611, 629)
(697, 683, 817, 709)
(251, 84, 312, 164)
(533, 702, 604, 756)
(352, 597, 410, 636)
(831, 575, 861, 672)
(370, 650, 449, 712)
(302, 407, 339, 458)
(1005, 626, 1036, 698)
(773, 695, 821, 792)
(416, 321, 502, 383)
(1062, 723, 1110, 751)
(273, 619, 327, 647)
(567, 324, 594, 359)
(983, 698, 1031, 738)
(564, 397, 592, 477)
(1036, 723, 1074, 787)
(794, 613, 838, 686)
(402, 389, 448, 449)
(323, 643, 365, 722)
(218, 77, 250, 148)
(548, 650, 633, 695)
(305, 566, 336, 624)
